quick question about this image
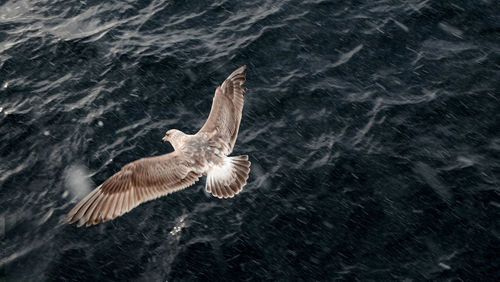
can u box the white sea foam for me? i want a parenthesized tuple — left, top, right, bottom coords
(63, 165, 92, 200)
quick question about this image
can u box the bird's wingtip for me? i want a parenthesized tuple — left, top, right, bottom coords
(226, 65, 247, 80)
(235, 64, 246, 73)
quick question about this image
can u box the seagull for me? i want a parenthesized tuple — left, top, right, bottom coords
(66, 65, 250, 227)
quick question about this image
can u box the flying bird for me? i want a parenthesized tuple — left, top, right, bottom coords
(66, 65, 250, 227)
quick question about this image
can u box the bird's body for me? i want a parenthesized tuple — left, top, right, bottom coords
(168, 131, 231, 173)
(66, 65, 250, 227)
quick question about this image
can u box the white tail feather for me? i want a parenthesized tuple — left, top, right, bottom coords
(206, 155, 250, 198)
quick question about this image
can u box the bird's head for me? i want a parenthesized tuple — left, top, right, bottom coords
(163, 129, 187, 150)
(162, 129, 182, 144)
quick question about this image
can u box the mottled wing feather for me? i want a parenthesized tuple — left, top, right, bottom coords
(198, 65, 247, 154)
(66, 152, 201, 227)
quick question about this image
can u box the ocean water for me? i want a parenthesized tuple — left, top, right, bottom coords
(1, 0, 499, 281)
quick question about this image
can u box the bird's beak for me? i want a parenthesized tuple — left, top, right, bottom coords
(162, 136, 168, 142)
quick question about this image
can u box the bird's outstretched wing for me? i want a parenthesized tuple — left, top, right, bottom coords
(198, 65, 247, 154)
(66, 152, 200, 227)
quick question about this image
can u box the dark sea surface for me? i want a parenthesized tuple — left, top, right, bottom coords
(1, 0, 499, 281)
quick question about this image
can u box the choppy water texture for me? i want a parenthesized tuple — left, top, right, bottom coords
(1, 0, 499, 281)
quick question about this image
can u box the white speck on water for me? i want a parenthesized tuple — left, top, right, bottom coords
(2, 82, 7, 89)
(170, 214, 188, 236)
(39, 208, 54, 225)
(331, 44, 364, 68)
(438, 22, 463, 39)
(457, 156, 474, 168)
(323, 221, 334, 229)
(98, 120, 104, 127)
(43, 130, 50, 136)
(0, 107, 3, 113)
(438, 262, 451, 270)
(393, 19, 409, 32)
